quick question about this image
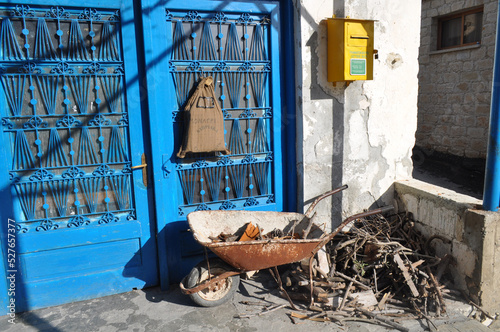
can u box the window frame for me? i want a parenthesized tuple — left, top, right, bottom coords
(437, 6, 483, 50)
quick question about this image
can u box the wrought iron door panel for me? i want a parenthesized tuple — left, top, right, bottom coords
(142, 0, 283, 285)
(1, 6, 132, 230)
(0, 1, 157, 313)
(167, 7, 280, 216)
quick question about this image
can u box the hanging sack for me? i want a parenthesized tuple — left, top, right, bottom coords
(177, 76, 231, 158)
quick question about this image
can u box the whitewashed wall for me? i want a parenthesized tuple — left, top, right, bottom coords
(294, 0, 421, 226)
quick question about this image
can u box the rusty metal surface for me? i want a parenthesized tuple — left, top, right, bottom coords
(187, 210, 327, 272)
(207, 240, 321, 271)
(309, 205, 395, 257)
(187, 210, 322, 244)
(180, 271, 240, 295)
(187, 210, 326, 271)
(304, 185, 348, 218)
(187, 206, 394, 273)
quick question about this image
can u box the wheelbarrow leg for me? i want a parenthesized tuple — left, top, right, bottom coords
(270, 266, 297, 310)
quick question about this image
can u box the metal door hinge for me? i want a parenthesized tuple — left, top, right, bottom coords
(132, 153, 148, 187)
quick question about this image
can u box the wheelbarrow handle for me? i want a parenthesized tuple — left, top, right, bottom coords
(311, 205, 394, 256)
(304, 185, 348, 219)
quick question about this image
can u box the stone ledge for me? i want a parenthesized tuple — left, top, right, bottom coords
(395, 178, 481, 208)
(429, 43, 481, 55)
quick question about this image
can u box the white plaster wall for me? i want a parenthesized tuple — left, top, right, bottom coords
(296, 0, 421, 225)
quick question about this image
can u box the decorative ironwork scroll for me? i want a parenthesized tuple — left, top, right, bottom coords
(166, 9, 274, 214)
(0, 5, 134, 232)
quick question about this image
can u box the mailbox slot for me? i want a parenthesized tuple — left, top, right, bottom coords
(347, 23, 370, 47)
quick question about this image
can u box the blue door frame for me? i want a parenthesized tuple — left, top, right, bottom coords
(0, 0, 158, 313)
(142, 0, 297, 287)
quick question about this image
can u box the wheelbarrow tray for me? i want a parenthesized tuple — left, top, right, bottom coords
(187, 210, 326, 272)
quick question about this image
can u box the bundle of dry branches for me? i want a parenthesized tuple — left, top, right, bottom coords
(279, 213, 455, 330)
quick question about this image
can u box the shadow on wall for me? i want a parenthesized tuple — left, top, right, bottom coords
(298, 1, 346, 227)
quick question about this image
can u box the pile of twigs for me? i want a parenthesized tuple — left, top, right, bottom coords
(327, 213, 450, 314)
(274, 213, 455, 330)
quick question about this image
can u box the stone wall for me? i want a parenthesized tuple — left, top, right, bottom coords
(395, 179, 500, 313)
(416, 0, 497, 158)
(295, 0, 421, 223)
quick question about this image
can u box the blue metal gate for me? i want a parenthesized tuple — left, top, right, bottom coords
(142, 0, 290, 285)
(0, 0, 158, 313)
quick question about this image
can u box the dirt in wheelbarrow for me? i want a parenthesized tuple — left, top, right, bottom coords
(234, 212, 495, 331)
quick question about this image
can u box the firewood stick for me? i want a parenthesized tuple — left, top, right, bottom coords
(338, 281, 353, 311)
(269, 266, 298, 310)
(334, 271, 371, 290)
(393, 253, 419, 297)
(435, 254, 451, 282)
(290, 311, 329, 322)
(238, 304, 287, 318)
(313, 265, 329, 280)
(410, 299, 437, 331)
(356, 308, 410, 332)
(240, 301, 271, 306)
(292, 272, 329, 300)
(461, 290, 496, 320)
(302, 213, 316, 239)
(288, 218, 299, 237)
(426, 267, 446, 315)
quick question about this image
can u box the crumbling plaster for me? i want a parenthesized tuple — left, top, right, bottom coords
(295, 0, 421, 226)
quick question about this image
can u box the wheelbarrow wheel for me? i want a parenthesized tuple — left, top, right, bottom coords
(185, 258, 240, 307)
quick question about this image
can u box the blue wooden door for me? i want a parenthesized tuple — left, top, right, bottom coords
(142, 0, 287, 285)
(0, 1, 158, 313)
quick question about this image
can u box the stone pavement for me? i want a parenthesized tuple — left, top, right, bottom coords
(0, 272, 495, 332)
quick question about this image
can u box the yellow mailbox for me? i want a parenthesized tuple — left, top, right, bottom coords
(327, 17, 375, 83)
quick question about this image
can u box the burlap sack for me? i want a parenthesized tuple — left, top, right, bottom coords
(177, 76, 231, 158)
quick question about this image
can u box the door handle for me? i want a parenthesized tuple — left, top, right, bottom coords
(132, 153, 148, 187)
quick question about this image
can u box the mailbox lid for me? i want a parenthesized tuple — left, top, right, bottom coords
(346, 21, 373, 47)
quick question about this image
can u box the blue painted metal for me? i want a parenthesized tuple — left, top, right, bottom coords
(142, 0, 293, 287)
(0, 18, 24, 60)
(68, 75, 90, 113)
(34, 18, 57, 60)
(483, 6, 500, 211)
(229, 119, 246, 154)
(0, 1, 158, 313)
(166, 3, 282, 214)
(281, 0, 297, 212)
(35, 75, 58, 114)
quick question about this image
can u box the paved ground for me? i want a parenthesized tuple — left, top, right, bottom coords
(0, 271, 496, 332)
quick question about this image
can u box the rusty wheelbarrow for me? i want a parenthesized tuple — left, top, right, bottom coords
(180, 185, 393, 307)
